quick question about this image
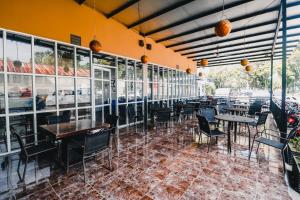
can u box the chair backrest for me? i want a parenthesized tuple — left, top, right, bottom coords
(14, 132, 28, 156)
(196, 115, 211, 135)
(256, 112, 268, 126)
(156, 110, 171, 123)
(248, 102, 262, 115)
(84, 129, 111, 156)
(105, 114, 119, 134)
(217, 103, 228, 114)
(200, 107, 216, 122)
(182, 105, 194, 115)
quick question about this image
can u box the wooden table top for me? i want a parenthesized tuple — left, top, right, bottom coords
(39, 119, 110, 139)
(215, 114, 255, 123)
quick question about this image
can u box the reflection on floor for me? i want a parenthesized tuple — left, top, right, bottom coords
(0, 116, 291, 200)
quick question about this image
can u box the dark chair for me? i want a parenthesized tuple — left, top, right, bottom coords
(247, 102, 262, 116)
(199, 107, 218, 126)
(14, 131, 56, 181)
(67, 128, 112, 183)
(155, 109, 171, 134)
(217, 103, 229, 114)
(182, 105, 194, 120)
(196, 115, 226, 152)
(248, 112, 269, 133)
(127, 105, 144, 133)
(249, 126, 298, 171)
(105, 114, 119, 149)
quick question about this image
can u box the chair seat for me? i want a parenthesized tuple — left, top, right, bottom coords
(210, 129, 226, 136)
(255, 137, 285, 149)
(26, 142, 56, 157)
(248, 120, 257, 126)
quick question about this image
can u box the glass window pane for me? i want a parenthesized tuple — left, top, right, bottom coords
(147, 65, 152, 82)
(118, 80, 126, 103)
(77, 49, 90, 77)
(59, 110, 76, 121)
(57, 44, 74, 76)
(127, 60, 134, 80)
(8, 75, 32, 113)
(93, 53, 116, 66)
(95, 80, 102, 105)
(34, 39, 55, 75)
(153, 82, 158, 100)
(128, 81, 135, 102)
(7, 33, 32, 73)
(136, 62, 143, 81)
(0, 117, 6, 153)
(118, 58, 126, 80)
(103, 81, 110, 104)
(77, 78, 91, 107)
(104, 106, 110, 122)
(118, 105, 126, 125)
(103, 70, 110, 80)
(0, 31, 3, 72)
(136, 82, 143, 101)
(94, 68, 102, 79)
(96, 107, 103, 123)
(10, 114, 34, 151)
(148, 83, 152, 100)
(137, 103, 143, 121)
(0, 74, 4, 114)
(58, 77, 75, 108)
(78, 108, 92, 120)
(153, 66, 158, 82)
(37, 112, 56, 126)
(36, 76, 56, 111)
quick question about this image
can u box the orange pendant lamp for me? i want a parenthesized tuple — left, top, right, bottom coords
(215, 0, 232, 37)
(141, 55, 148, 64)
(186, 67, 191, 74)
(200, 59, 208, 67)
(89, 0, 102, 53)
(245, 65, 253, 72)
(199, 72, 204, 77)
(241, 58, 249, 66)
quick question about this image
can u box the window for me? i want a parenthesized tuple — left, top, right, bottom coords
(77, 78, 91, 107)
(0, 74, 4, 114)
(58, 44, 74, 76)
(58, 77, 75, 108)
(36, 76, 56, 110)
(76, 49, 90, 77)
(34, 39, 55, 75)
(0, 31, 3, 72)
(8, 75, 32, 113)
(6, 33, 32, 73)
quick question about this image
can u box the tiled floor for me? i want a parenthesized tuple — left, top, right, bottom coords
(0, 116, 291, 200)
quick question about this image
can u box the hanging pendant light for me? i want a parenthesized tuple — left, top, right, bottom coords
(186, 67, 191, 74)
(200, 59, 208, 67)
(199, 72, 204, 77)
(89, 0, 102, 53)
(241, 58, 249, 66)
(138, 2, 149, 64)
(245, 65, 253, 72)
(64, 66, 70, 73)
(215, 0, 232, 37)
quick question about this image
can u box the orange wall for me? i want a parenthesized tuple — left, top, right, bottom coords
(0, 0, 196, 72)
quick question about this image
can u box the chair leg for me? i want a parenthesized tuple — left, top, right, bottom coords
(249, 139, 256, 160)
(82, 157, 86, 183)
(207, 137, 211, 153)
(255, 142, 261, 155)
(108, 149, 112, 171)
(281, 150, 286, 172)
(22, 157, 28, 181)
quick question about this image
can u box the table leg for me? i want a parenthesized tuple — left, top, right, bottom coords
(247, 123, 251, 152)
(234, 122, 237, 142)
(227, 121, 231, 153)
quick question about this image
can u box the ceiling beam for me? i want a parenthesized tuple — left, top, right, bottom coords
(208, 52, 292, 65)
(106, 0, 140, 18)
(144, 0, 254, 36)
(155, 1, 300, 43)
(127, 0, 195, 29)
(193, 43, 297, 61)
(206, 50, 293, 63)
(185, 32, 300, 57)
(203, 57, 283, 67)
(272, 1, 283, 55)
(75, 0, 86, 5)
(171, 14, 300, 50)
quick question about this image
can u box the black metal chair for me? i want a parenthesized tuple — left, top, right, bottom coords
(127, 105, 144, 133)
(181, 105, 194, 121)
(14, 131, 56, 181)
(249, 126, 298, 171)
(196, 115, 226, 152)
(67, 128, 112, 183)
(199, 107, 218, 126)
(247, 102, 262, 116)
(105, 114, 119, 150)
(248, 112, 269, 133)
(155, 109, 171, 134)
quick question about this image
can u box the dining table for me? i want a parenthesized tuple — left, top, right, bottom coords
(224, 107, 248, 115)
(39, 119, 110, 169)
(215, 114, 256, 154)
